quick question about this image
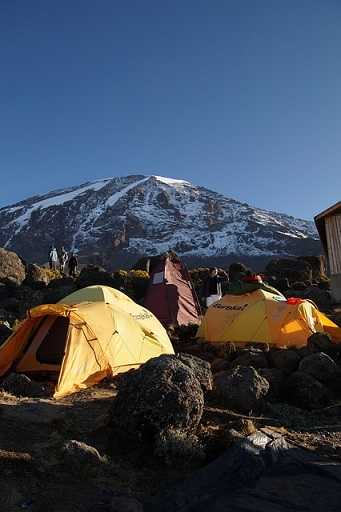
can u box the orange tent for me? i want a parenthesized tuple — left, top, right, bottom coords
(197, 290, 341, 347)
(0, 294, 174, 398)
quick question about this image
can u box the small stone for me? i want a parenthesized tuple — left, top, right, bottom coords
(232, 348, 268, 369)
(299, 352, 341, 389)
(0, 373, 43, 397)
(269, 349, 300, 374)
(62, 440, 107, 473)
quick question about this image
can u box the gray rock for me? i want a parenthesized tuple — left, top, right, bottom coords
(214, 366, 269, 414)
(269, 349, 300, 374)
(76, 265, 115, 289)
(44, 284, 77, 304)
(211, 358, 231, 373)
(258, 368, 285, 401)
(47, 277, 75, 289)
(62, 440, 107, 473)
(111, 355, 204, 441)
(299, 352, 341, 389)
(24, 263, 50, 289)
(232, 348, 268, 369)
(177, 353, 213, 392)
(304, 287, 332, 310)
(265, 258, 312, 284)
(0, 248, 26, 286)
(154, 429, 205, 467)
(284, 371, 330, 410)
(0, 373, 43, 397)
(307, 332, 333, 353)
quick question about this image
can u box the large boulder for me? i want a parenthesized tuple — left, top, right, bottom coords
(299, 352, 341, 389)
(76, 265, 115, 289)
(306, 287, 332, 310)
(268, 349, 300, 374)
(176, 353, 213, 392)
(231, 348, 268, 369)
(265, 258, 312, 284)
(307, 332, 334, 353)
(23, 263, 50, 289)
(4, 286, 45, 319)
(214, 366, 269, 414)
(0, 248, 26, 286)
(284, 371, 330, 410)
(111, 355, 204, 442)
(44, 279, 77, 303)
(299, 256, 326, 282)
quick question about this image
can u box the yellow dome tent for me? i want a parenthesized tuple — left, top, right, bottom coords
(197, 289, 341, 347)
(58, 285, 133, 306)
(0, 288, 174, 398)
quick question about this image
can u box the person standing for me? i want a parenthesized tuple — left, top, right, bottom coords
(59, 246, 68, 274)
(49, 245, 59, 271)
(68, 253, 78, 278)
(204, 267, 228, 307)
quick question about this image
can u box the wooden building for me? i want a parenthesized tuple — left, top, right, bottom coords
(315, 201, 341, 302)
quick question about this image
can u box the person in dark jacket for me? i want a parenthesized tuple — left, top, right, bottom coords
(68, 253, 78, 278)
(204, 267, 228, 307)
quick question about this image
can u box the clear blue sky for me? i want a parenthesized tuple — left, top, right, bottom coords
(1, 1, 340, 220)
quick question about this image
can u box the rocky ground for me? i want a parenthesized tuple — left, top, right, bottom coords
(1, 247, 341, 511)
(2, 336, 341, 511)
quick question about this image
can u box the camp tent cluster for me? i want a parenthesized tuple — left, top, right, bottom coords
(1, 254, 341, 399)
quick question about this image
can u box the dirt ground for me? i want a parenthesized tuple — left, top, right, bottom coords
(2, 379, 341, 512)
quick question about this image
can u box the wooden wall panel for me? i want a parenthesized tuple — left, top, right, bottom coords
(326, 215, 341, 274)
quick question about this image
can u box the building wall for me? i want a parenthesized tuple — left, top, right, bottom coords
(325, 215, 341, 275)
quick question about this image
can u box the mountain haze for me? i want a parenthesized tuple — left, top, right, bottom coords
(0, 175, 320, 269)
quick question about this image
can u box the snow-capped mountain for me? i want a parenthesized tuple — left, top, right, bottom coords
(0, 175, 320, 268)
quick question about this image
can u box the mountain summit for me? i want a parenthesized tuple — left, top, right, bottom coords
(0, 175, 320, 267)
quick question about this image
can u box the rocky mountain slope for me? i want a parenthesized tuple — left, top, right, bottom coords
(0, 175, 320, 268)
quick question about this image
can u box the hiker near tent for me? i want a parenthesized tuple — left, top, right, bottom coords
(68, 253, 78, 277)
(59, 246, 68, 273)
(48, 245, 59, 270)
(204, 267, 228, 307)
